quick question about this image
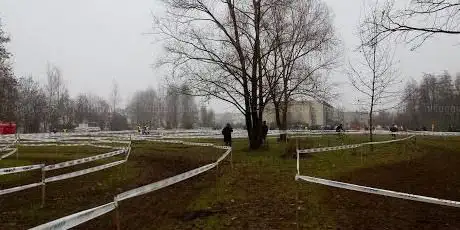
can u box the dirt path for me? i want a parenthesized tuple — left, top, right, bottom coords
(323, 140, 460, 229)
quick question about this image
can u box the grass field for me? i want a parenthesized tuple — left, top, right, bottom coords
(1, 134, 460, 229)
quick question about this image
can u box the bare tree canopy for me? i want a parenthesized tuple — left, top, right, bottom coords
(0, 20, 17, 121)
(155, 0, 337, 149)
(369, 0, 460, 48)
(349, 2, 401, 142)
(263, 0, 339, 138)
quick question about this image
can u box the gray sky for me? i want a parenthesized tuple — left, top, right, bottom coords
(1, 0, 459, 112)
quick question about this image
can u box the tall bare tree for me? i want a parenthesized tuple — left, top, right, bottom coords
(0, 20, 17, 122)
(348, 3, 400, 142)
(110, 79, 120, 113)
(45, 64, 67, 130)
(17, 77, 47, 132)
(180, 85, 198, 129)
(369, 0, 460, 49)
(156, 0, 336, 148)
(263, 0, 338, 139)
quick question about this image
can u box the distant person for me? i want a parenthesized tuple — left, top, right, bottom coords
(390, 124, 398, 139)
(222, 123, 233, 146)
(262, 121, 269, 144)
(335, 124, 344, 133)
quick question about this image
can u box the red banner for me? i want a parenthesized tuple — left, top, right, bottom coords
(0, 122, 16, 135)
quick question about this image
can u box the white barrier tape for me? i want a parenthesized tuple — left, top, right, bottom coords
(213, 145, 232, 150)
(296, 175, 460, 208)
(45, 160, 126, 183)
(20, 143, 58, 147)
(93, 139, 131, 144)
(30, 202, 117, 230)
(0, 164, 44, 175)
(0, 148, 17, 159)
(86, 144, 118, 149)
(116, 162, 217, 201)
(297, 144, 362, 154)
(124, 147, 132, 161)
(182, 142, 215, 147)
(44, 149, 126, 171)
(363, 135, 415, 145)
(216, 149, 232, 163)
(0, 182, 43, 196)
(297, 135, 415, 154)
(0, 139, 17, 151)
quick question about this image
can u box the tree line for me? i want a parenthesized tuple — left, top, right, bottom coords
(395, 72, 460, 131)
(126, 85, 216, 129)
(0, 21, 214, 132)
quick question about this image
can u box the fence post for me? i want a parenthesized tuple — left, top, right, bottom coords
(55, 138, 58, 156)
(229, 148, 233, 171)
(215, 161, 219, 203)
(41, 167, 46, 208)
(16, 134, 20, 160)
(114, 197, 121, 230)
(296, 137, 299, 154)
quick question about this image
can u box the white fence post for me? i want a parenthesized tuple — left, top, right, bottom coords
(41, 166, 46, 208)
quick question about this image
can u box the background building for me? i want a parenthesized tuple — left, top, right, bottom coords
(264, 100, 335, 129)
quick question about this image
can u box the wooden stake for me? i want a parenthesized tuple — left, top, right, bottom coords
(16, 134, 19, 160)
(229, 148, 233, 171)
(41, 168, 46, 208)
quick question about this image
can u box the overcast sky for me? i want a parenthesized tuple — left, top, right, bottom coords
(1, 0, 459, 112)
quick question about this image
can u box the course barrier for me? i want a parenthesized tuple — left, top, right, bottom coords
(295, 175, 460, 208)
(296, 135, 415, 155)
(0, 139, 131, 203)
(30, 138, 232, 230)
(294, 133, 460, 214)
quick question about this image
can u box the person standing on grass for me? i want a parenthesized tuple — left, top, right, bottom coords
(390, 124, 398, 139)
(335, 124, 344, 133)
(336, 124, 345, 144)
(222, 123, 233, 146)
(262, 121, 269, 144)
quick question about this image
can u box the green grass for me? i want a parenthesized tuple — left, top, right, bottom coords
(172, 134, 457, 229)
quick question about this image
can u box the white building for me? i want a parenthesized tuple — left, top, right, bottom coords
(263, 100, 335, 129)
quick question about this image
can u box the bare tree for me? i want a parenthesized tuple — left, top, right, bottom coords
(127, 88, 162, 128)
(262, 0, 338, 139)
(0, 20, 17, 122)
(17, 76, 47, 132)
(110, 79, 120, 113)
(348, 4, 400, 142)
(156, 0, 284, 149)
(45, 64, 67, 130)
(180, 85, 198, 129)
(370, 0, 460, 49)
(200, 106, 208, 127)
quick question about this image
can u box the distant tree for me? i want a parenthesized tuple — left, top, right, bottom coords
(0, 20, 17, 121)
(207, 109, 215, 128)
(200, 106, 208, 127)
(110, 79, 120, 113)
(348, 3, 400, 142)
(109, 112, 129, 131)
(45, 64, 66, 130)
(17, 77, 47, 132)
(165, 85, 180, 129)
(126, 88, 161, 127)
(74, 93, 109, 130)
(180, 85, 198, 129)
